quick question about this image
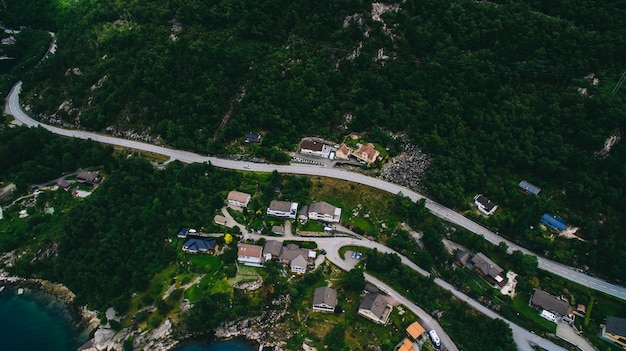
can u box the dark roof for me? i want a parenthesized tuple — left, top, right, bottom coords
(244, 133, 262, 142)
(519, 180, 541, 195)
(177, 227, 189, 237)
(541, 213, 567, 231)
(301, 140, 325, 152)
(475, 195, 496, 212)
(76, 171, 101, 183)
(606, 316, 626, 337)
(56, 179, 71, 188)
(364, 282, 379, 293)
(471, 252, 503, 279)
(531, 290, 570, 316)
(182, 237, 216, 252)
(313, 287, 338, 307)
(359, 293, 389, 319)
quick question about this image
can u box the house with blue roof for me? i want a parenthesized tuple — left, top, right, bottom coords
(177, 227, 190, 238)
(244, 133, 262, 143)
(182, 237, 217, 254)
(541, 213, 567, 232)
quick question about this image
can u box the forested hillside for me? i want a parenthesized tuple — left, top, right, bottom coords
(2, 0, 626, 280)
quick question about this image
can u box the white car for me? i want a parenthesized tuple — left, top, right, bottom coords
(243, 165, 250, 169)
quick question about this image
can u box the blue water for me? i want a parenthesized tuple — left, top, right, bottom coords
(172, 339, 257, 351)
(0, 288, 86, 351)
(0, 287, 255, 351)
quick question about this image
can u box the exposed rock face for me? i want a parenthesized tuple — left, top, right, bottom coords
(379, 144, 431, 193)
(215, 294, 291, 349)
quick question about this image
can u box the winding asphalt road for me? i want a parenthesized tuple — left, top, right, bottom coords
(3, 81, 613, 350)
(7, 81, 625, 302)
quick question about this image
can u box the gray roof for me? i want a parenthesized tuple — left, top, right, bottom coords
(471, 252, 503, 278)
(268, 200, 293, 212)
(271, 225, 284, 234)
(309, 201, 337, 216)
(531, 290, 570, 316)
(263, 240, 283, 257)
(519, 180, 541, 195)
(456, 250, 471, 266)
(280, 246, 309, 262)
(359, 293, 388, 319)
(313, 287, 338, 307)
(299, 205, 309, 218)
(606, 316, 626, 337)
(291, 255, 308, 269)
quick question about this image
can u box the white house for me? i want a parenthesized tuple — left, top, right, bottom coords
(473, 194, 498, 216)
(358, 293, 392, 325)
(290, 255, 308, 274)
(308, 201, 342, 223)
(237, 244, 264, 267)
(300, 140, 332, 158)
(267, 200, 298, 219)
(227, 191, 251, 208)
(312, 287, 338, 312)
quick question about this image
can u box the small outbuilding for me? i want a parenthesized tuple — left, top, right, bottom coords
(518, 180, 541, 196)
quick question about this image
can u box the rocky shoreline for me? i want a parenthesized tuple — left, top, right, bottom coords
(0, 270, 100, 349)
(0, 270, 287, 351)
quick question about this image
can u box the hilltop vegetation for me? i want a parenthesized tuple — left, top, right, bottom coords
(2, 0, 626, 281)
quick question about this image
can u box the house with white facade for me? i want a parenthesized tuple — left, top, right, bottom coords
(227, 191, 251, 208)
(300, 140, 332, 158)
(290, 255, 308, 274)
(358, 293, 393, 325)
(237, 244, 264, 267)
(312, 287, 338, 312)
(267, 200, 298, 219)
(308, 201, 342, 223)
(473, 194, 498, 216)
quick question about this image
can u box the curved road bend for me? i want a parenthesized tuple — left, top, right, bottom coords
(7, 81, 626, 301)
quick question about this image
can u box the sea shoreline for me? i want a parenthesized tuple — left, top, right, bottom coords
(0, 271, 100, 338)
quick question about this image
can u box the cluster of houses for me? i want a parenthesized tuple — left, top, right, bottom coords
(227, 190, 342, 225)
(474, 180, 574, 234)
(310, 283, 394, 326)
(237, 240, 317, 274)
(300, 139, 381, 165)
(473, 180, 541, 217)
(455, 250, 507, 288)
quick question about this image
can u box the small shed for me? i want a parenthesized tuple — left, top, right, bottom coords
(518, 180, 541, 196)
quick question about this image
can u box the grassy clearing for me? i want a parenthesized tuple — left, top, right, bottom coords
(308, 176, 400, 236)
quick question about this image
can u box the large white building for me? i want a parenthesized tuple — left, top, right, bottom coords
(227, 191, 251, 208)
(308, 201, 341, 223)
(300, 140, 332, 158)
(267, 200, 298, 219)
(237, 244, 264, 267)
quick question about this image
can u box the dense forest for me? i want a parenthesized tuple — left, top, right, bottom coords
(2, 0, 626, 281)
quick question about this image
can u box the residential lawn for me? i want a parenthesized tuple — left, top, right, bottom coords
(227, 264, 262, 286)
(308, 176, 401, 228)
(188, 254, 222, 273)
(186, 275, 219, 303)
(299, 220, 326, 232)
(510, 295, 557, 334)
